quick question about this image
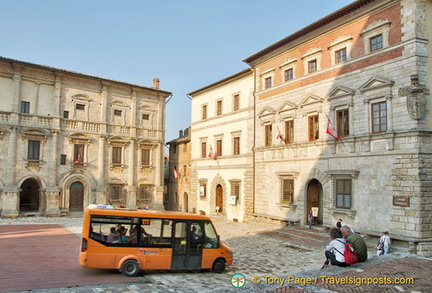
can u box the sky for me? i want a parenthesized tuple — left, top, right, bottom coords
(0, 0, 353, 144)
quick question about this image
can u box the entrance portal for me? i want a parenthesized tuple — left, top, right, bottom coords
(69, 181, 84, 211)
(19, 179, 40, 212)
(215, 185, 223, 213)
(306, 179, 323, 225)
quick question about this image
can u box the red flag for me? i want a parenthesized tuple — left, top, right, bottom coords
(173, 167, 179, 179)
(326, 118, 340, 140)
(208, 146, 217, 160)
(276, 132, 285, 143)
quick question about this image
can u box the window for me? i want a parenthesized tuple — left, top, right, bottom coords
(201, 142, 207, 158)
(114, 109, 122, 116)
(216, 139, 222, 157)
(63, 111, 69, 119)
(233, 137, 240, 155)
(231, 181, 240, 205)
(264, 77, 272, 89)
(233, 94, 240, 111)
(264, 124, 272, 146)
(20, 101, 30, 114)
(60, 154, 67, 165)
(281, 179, 294, 204)
(76, 104, 85, 110)
(204, 221, 218, 248)
(216, 100, 222, 116)
(336, 179, 351, 209)
(110, 185, 122, 201)
(371, 101, 387, 133)
(199, 183, 207, 197)
(142, 114, 150, 120)
(284, 120, 294, 144)
(28, 140, 40, 160)
(308, 115, 319, 141)
(73, 144, 84, 163)
(370, 34, 383, 51)
(202, 105, 207, 120)
(336, 109, 349, 137)
(112, 147, 122, 164)
(308, 60, 317, 73)
(284, 68, 294, 81)
(335, 48, 347, 63)
(141, 149, 151, 166)
(139, 185, 152, 200)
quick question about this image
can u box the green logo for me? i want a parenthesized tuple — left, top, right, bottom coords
(230, 273, 246, 288)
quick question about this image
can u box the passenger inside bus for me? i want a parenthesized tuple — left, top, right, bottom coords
(118, 226, 130, 244)
(106, 227, 119, 243)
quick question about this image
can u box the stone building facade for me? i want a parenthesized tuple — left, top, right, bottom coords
(166, 127, 192, 212)
(189, 69, 254, 222)
(0, 57, 171, 217)
(243, 0, 432, 254)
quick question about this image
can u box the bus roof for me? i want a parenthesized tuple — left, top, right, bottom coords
(85, 206, 212, 221)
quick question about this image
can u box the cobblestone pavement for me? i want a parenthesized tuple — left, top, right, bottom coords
(1, 214, 431, 293)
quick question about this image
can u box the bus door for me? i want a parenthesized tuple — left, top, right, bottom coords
(172, 220, 203, 270)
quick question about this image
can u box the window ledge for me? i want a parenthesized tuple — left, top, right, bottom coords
(278, 203, 297, 209)
(71, 162, 87, 170)
(110, 163, 125, 171)
(140, 165, 154, 170)
(25, 160, 43, 170)
(329, 208, 356, 217)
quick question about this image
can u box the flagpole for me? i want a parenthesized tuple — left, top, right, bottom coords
(325, 114, 345, 146)
(276, 126, 290, 149)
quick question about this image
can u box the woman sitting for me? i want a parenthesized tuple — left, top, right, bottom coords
(322, 227, 349, 268)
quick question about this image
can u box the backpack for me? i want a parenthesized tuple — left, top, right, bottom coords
(344, 242, 358, 264)
(336, 239, 358, 264)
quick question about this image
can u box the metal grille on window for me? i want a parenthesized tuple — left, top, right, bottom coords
(336, 179, 351, 209)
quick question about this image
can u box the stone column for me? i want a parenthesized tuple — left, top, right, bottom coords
(33, 82, 40, 114)
(95, 135, 107, 204)
(127, 139, 137, 208)
(100, 85, 108, 134)
(2, 127, 19, 217)
(45, 131, 61, 216)
(12, 74, 21, 112)
(153, 142, 165, 210)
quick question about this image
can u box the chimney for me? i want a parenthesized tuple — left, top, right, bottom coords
(152, 78, 160, 89)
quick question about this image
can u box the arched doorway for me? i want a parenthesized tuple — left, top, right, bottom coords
(69, 181, 84, 211)
(183, 192, 189, 212)
(19, 179, 40, 212)
(215, 184, 223, 213)
(306, 179, 323, 225)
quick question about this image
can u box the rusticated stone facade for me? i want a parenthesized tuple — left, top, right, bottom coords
(243, 0, 432, 255)
(0, 57, 171, 217)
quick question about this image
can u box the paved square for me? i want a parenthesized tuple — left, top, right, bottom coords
(0, 225, 140, 292)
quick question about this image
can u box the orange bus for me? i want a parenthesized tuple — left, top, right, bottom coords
(79, 204, 233, 277)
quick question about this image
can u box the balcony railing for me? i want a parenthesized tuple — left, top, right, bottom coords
(0, 112, 162, 140)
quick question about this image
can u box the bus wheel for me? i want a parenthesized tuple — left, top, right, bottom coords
(212, 258, 226, 273)
(121, 260, 140, 277)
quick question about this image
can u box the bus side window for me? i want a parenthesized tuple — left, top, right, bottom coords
(140, 219, 172, 247)
(203, 221, 218, 248)
(90, 224, 106, 242)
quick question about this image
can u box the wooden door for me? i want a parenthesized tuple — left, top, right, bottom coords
(216, 185, 223, 213)
(306, 180, 321, 224)
(70, 181, 84, 211)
